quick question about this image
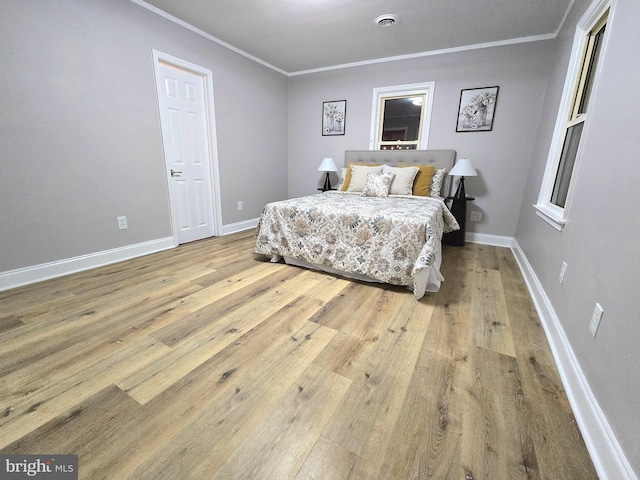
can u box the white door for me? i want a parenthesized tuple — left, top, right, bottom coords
(155, 59, 216, 244)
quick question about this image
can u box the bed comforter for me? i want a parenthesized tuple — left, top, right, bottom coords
(254, 191, 459, 298)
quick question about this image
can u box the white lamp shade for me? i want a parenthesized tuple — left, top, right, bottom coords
(449, 158, 477, 177)
(318, 157, 338, 172)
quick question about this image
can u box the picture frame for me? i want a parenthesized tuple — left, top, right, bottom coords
(322, 100, 346, 136)
(456, 86, 499, 132)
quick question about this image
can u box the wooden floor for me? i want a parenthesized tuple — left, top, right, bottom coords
(0, 231, 597, 479)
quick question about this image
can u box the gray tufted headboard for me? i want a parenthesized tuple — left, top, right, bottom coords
(344, 149, 457, 196)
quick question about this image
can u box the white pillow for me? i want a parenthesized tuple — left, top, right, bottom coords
(347, 165, 384, 192)
(430, 168, 447, 197)
(362, 172, 395, 197)
(382, 164, 420, 195)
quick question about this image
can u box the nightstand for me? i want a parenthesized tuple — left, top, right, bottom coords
(443, 196, 474, 246)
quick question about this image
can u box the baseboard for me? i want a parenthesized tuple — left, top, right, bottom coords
(465, 231, 513, 247)
(222, 218, 259, 235)
(0, 237, 175, 292)
(511, 239, 636, 480)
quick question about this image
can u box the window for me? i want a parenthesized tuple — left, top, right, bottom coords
(378, 95, 425, 150)
(535, 1, 609, 230)
(370, 83, 434, 150)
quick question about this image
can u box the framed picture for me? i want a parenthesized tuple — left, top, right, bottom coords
(456, 86, 499, 132)
(322, 100, 346, 136)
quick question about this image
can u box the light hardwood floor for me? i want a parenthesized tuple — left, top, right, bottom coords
(0, 231, 597, 479)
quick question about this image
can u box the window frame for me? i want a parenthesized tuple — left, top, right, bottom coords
(369, 82, 435, 151)
(534, 0, 610, 230)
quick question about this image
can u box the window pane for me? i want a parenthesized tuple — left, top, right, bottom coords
(577, 24, 606, 115)
(381, 96, 424, 143)
(551, 122, 584, 207)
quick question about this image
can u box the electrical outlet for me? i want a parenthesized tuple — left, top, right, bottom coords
(469, 211, 482, 222)
(559, 261, 567, 284)
(117, 216, 128, 230)
(237, 201, 243, 211)
(589, 303, 604, 337)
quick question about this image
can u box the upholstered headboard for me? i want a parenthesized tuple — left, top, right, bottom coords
(344, 149, 456, 196)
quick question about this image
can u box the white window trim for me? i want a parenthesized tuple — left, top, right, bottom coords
(534, 0, 610, 231)
(369, 82, 435, 150)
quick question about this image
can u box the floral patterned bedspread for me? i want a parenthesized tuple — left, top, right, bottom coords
(254, 192, 459, 293)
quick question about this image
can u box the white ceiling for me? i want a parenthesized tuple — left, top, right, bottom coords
(136, 0, 572, 75)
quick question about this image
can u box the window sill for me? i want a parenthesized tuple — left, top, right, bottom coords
(533, 204, 566, 231)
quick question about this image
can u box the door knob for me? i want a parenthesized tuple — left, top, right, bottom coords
(171, 169, 182, 177)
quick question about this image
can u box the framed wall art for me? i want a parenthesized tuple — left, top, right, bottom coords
(456, 86, 499, 132)
(322, 100, 346, 136)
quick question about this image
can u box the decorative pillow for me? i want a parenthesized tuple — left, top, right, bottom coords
(336, 167, 347, 190)
(397, 164, 436, 196)
(362, 172, 395, 197)
(381, 164, 420, 195)
(430, 168, 447, 197)
(340, 162, 379, 191)
(346, 164, 384, 192)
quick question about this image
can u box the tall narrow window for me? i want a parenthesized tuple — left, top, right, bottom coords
(535, 2, 609, 229)
(370, 83, 434, 151)
(551, 12, 607, 208)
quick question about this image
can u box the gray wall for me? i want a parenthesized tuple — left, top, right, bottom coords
(288, 41, 554, 238)
(0, 0, 288, 273)
(516, 0, 640, 471)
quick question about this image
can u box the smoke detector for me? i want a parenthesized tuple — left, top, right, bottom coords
(374, 14, 398, 27)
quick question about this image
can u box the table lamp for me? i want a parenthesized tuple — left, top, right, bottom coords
(318, 157, 338, 191)
(449, 158, 478, 199)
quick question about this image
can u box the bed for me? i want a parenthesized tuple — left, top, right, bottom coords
(254, 150, 460, 299)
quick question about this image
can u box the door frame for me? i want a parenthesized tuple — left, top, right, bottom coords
(152, 50, 223, 243)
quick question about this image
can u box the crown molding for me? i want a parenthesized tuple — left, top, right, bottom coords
(132, 0, 561, 77)
(130, 0, 288, 75)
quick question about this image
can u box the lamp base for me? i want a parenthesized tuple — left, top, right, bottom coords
(453, 177, 466, 199)
(322, 172, 332, 192)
